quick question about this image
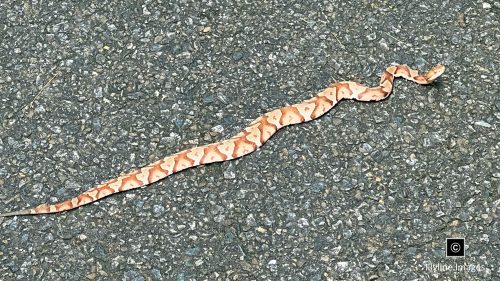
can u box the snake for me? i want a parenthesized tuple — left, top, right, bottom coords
(0, 64, 445, 217)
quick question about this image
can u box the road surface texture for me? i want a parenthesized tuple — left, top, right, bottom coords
(0, 0, 498, 280)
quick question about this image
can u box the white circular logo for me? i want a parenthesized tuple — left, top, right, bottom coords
(450, 242, 461, 253)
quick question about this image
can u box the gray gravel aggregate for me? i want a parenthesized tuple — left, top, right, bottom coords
(1, 0, 499, 280)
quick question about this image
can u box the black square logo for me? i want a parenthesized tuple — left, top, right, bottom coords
(446, 238, 465, 257)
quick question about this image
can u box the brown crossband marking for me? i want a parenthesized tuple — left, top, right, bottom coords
(357, 87, 383, 101)
(34, 204, 50, 213)
(319, 94, 335, 106)
(264, 109, 283, 129)
(310, 95, 334, 119)
(147, 165, 170, 183)
(159, 157, 175, 173)
(77, 193, 94, 206)
(173, 151, 196, 173)
(380, 71, 393, 84)
(0, 63, 445, 216)
(290, 106, 305, 123)
(376, 70, 393, 91)
(395, 65, 411, 77)
(96, 185, 116, 198)
(257, 117, 278, 143)
(244, 126, 263, 146)
(199, 144, 227, 164)
(120, 174, 143, 191)
(337, 83, 354, 98)
(279, 106, 305, 125)
(279, 107, 289, 125)
(55, 201, 73, 212)
(232, 133, 257, 158)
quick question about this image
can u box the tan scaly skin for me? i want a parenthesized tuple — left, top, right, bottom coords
(0, 64, 445, 217)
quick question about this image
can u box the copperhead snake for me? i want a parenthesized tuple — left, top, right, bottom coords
(0, 64, 445, 217)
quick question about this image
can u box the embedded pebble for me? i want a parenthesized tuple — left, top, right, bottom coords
(211, 125, 224, 133)
(474, 120, 492, 128)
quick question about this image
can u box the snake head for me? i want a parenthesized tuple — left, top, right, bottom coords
(425, 64, 445, 82)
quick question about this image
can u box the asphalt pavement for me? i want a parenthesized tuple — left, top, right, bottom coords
(0, 1, 498, 280)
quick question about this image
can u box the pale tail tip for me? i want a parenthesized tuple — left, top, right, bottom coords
(0, 209, 33, 217)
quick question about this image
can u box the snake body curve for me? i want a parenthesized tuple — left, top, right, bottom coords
(0, 64, 445, 217)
